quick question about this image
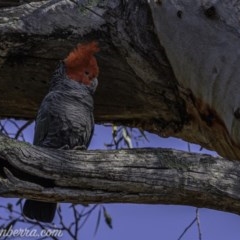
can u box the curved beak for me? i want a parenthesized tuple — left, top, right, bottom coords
(90, 78, 98, 94)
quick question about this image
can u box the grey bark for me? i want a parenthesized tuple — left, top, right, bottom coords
(1, 134, 240, 215)
(1, 0, 240, 216)
(0, 0, 186, 148)
(1, 0, 240, 159)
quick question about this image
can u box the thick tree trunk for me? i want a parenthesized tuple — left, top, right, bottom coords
(0, 134, 240, 215)
(1, 0, 237, 159)
(149, 0, 240, 160)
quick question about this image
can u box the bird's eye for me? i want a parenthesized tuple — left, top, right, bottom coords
(85, 71, 89, 75)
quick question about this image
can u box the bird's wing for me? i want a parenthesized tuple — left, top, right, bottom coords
(33, 92, 57, 146)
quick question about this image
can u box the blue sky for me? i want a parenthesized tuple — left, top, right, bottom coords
(1, 122, 240, 240)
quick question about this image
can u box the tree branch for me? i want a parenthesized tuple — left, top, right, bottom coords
(0, 0, 239, 159)
(0, 0, 186, 149)
(0, 135, 240, 215)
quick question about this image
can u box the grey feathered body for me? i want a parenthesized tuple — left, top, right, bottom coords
(34, 62, 96, 149)
(23, 62, 97, 222)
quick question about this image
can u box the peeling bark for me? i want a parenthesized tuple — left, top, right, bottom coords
(0, 135, 240, 215)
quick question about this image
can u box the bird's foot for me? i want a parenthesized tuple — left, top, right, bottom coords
(59, 145, 70, 150)
(73, 145, 87, 150)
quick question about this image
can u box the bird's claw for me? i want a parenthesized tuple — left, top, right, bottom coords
(73, 145, 87, 150)
(59, 145, 70, 150)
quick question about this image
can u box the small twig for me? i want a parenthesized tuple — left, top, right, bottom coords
(177, 216, 197, 240)
(79, 204, 98, 217)
(0, 121, 9, 136)
(57, 207, 75, 239)
(72, 205, 81, 238)
(78, 205, 98, 230)
(196, 208, 202, 240)
(14, 120, 33, 140)
(8, 119, 20, 129)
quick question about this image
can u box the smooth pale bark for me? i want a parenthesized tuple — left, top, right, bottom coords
(0, 134, 240, 215)
(149, 0, 240, 160)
